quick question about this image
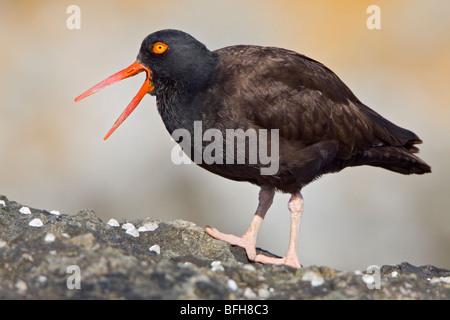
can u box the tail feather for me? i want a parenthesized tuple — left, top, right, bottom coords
(357, 146, 431, 175)
(354, 103, 431, 174)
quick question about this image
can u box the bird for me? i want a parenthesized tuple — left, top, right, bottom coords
(75, 29, 431, 268)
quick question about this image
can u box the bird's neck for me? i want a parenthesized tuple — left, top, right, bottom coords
(153, 52, 218, 134)
(153, 52, 217, 97)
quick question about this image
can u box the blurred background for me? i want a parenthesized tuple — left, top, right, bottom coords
(0, 0, 449, 271)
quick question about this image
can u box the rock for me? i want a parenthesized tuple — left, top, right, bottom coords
(0, 194, 449, 299)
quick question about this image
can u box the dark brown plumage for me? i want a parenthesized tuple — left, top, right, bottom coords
(186, 45, 430, 193)
(76, 29, 431, 268)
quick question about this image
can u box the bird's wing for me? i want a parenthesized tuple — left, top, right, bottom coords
(213, 46, 421, 159)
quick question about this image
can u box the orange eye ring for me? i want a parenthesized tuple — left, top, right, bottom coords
(153, 42, 168, 54)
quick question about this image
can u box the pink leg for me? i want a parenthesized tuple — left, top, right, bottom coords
(253, 191, 303, 268)
(206, 186, 274, 261)
(206, 188, 304, 268)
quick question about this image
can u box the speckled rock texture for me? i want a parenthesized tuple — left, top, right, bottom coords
(0, 194, 449, 299)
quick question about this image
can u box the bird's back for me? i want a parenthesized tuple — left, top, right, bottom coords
(191, 45, 431, 192)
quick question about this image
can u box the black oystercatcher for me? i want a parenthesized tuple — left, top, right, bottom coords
(75, 29, 431, 268)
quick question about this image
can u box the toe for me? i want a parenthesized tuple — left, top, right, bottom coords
(252, 254, 301, 269)
(205, 226, 245, 247)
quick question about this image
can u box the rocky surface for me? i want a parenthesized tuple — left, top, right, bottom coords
(0, 194, 449, 300)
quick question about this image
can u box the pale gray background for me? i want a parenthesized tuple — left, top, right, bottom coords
(0, 0, 448, 270)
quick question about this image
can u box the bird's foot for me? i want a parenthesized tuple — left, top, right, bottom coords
(253, 252, 301, 269)
(205, 225, 257, 258)
(205, 226, 301, 268)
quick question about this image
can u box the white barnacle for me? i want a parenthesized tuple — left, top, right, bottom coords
(138, 222, 159, 232)
(29, 218, 43, 227)
(107, 218, 120, 227)
(19, 206, 32, 215)
(149, 244, 161, 254)
(44, 233, 56, 243)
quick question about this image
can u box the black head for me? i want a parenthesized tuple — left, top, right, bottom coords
(137, 29, 217, 95)
(75, 29, 217, 140)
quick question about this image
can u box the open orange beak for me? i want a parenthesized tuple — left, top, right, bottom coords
(75, 61, 154, 140)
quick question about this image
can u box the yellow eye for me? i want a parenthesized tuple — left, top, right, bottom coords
(153, 42, 168, 54)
